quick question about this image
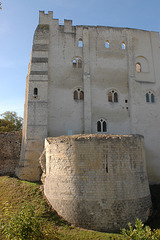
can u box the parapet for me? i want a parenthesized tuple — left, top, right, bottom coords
(39, 11, 73, 32)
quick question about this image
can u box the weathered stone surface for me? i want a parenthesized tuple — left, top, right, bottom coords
(0, 132, 21, 175)
(43, 134, 151, 232)
(17, 11, 160, 184)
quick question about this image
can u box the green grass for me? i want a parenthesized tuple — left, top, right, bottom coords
(0, 176, 122, 239)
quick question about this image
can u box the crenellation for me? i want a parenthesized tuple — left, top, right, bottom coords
(64, 19, 73, 33)
(39, 11, 53, 25)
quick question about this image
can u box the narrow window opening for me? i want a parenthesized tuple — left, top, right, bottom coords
(80, 90, 84, 100)
(73, 59, 76, 68)
(78, 39, 83, 47)
(146, 93, 149, 103)
(103, 121, 107, 132)
(108, 92, 112, 102)
(105, 155, 108, 173)
(125, 99, 128, 103)
(34, 88, 38, 97)
(105, 40, 110, 48)
(74, 90, 78, 100)
(136, 62, 141, 73)
(114, 92, 118, 102)
(151, 93, 155, 103)
(78, 59, 82, 68)
(97, 121, 101, 132)
(121, 42, 125, 50)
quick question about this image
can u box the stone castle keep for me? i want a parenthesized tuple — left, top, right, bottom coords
(14, 10, 160, 230)
(16, 11, 160, 184)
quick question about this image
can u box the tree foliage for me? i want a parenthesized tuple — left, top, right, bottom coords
(0, 111, 23, 132)
(0, 2, 2, 10)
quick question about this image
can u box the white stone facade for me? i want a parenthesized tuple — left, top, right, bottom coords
(16, 11, 160, 183)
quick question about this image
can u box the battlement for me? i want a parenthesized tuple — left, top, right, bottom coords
(39, 11, 73, 32)
(39, 11, 53, 24)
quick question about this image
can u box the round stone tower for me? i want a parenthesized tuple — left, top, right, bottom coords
(43, 134, 151, 232)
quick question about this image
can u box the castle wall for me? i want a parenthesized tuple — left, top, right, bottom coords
(127, 30, 160, 183)
(0, 132, 21, 175)
(44, 134, 151, 232)
(17, 11, 160, 183)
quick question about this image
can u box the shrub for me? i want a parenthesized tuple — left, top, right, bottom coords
(121, 218, 160, 240)
(0, 203, 44, 239)
(0, 202, 59, 240)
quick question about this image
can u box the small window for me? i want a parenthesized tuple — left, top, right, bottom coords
(73, 59, 76, 68)
(114, 92, 118, 102)
(136, 62, 141, 73)
(97, 119, 107, 133)
(146, 93, 149, 103)
(74, 88, 84, 100)
(108, 90, 118, 103)
(146, 91, 155, 103)
(108, 92, 112, 102)
(72, 57, 82, 68)
(121, 42, 125, 50)
(105, 40, 110, 48)
(34, 88, 38, 97)
(78, 38, 83, 47)
(151, 93, 155, 103)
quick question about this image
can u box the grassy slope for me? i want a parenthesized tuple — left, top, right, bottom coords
(0, 176, 122, 240)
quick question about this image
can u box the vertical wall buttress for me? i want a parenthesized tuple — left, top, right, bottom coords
(16, 24, 49, 181)
(83, 28, 92, 133)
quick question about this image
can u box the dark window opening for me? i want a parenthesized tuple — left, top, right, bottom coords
(114, 92, 118, 102)
(103, 121, 107, 132)
(105, 155, 108, 173)
(34, 88, 38, 96)
(97, 121, 101, 132)
(151, 93, 155, 103)
(146, 91, 155, 103)
(146, 93, 149, 103)
(97, 119, 107, 133)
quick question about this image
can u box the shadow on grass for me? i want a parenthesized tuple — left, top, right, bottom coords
(40, 204, 71, 227)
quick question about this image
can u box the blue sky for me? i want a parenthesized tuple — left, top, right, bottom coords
(0, 0, 160, 117)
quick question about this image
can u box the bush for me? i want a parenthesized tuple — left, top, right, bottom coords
(0, 202, 59, 240)
(0, 203, 43, 239)
(121, 218, 160, 240)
